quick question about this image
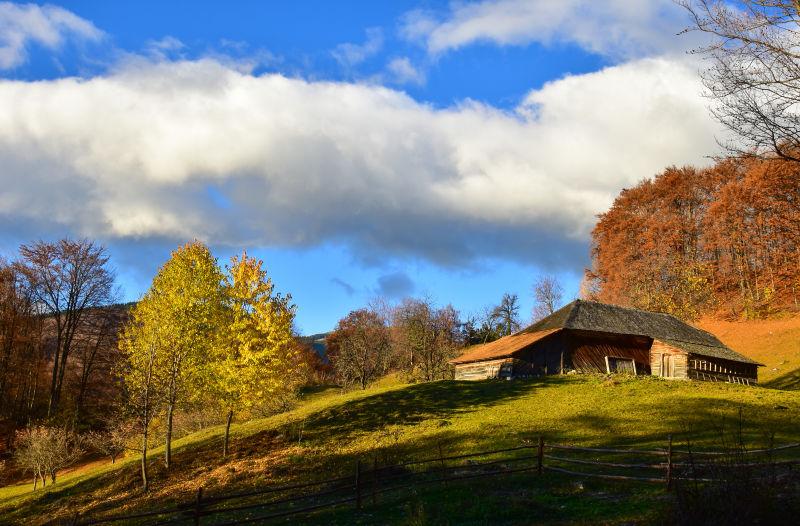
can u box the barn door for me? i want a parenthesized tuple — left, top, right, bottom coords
(661, 354, 675, 378)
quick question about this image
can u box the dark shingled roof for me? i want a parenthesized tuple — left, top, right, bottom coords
(520, 300, 761, 366)
(449, 329, 560, 365)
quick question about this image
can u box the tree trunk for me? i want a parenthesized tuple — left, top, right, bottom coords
(74, 376, 88, 424)
(223, 410, 233, 458)
(47, 344, 61, 417)
(54, 344, 70, 411)
(141, 423, 149, 491)
(32, 474, 37, 491)
(50, 469, 56, 484)
(75, 334, 103, 423)
(165, 400, 174, 469)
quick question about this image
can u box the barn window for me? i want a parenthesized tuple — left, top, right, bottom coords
(605, 356, 637, 375)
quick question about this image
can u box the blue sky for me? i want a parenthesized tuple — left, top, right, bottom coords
(0, 1, 721, 334)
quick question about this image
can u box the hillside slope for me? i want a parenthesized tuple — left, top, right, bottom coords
(698, 315, 800, 387)
(2, 374, 800, 525)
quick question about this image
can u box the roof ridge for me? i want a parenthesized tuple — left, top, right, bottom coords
(659, 336, 728, 349)
(564, 299, 581, 327)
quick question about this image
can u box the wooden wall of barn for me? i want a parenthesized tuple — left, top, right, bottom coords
(515, 331, 569, 375)
(454, 358, 514, 380)
(565, 330, 652, 375)
(512, 330, 651, 375)
(650, 340, 688, 379)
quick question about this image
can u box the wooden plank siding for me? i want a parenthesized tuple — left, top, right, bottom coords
(565, 330, 651, 375)
(516, 331, 570, 375)
(650, 340, 688, 379)
(454, 358, 514, 380)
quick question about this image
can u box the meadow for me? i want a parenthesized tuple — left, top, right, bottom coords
(2, 371, 799, 525)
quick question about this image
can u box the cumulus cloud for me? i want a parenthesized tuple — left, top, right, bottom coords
(386, 57, 425, 85)
(332, 27, 383, 67)
(0, 55, 720, 269)
(401, 0, 698, 59)
(0, 2, 103, 69)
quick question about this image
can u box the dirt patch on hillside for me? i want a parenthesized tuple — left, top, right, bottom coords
(17, 429, 304, 525)
(698, 316, 800, 386)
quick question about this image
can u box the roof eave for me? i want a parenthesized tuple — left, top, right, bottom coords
(450, 353, 515, 366)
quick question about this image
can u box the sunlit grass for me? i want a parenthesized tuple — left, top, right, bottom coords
(2, 373, 799, 524)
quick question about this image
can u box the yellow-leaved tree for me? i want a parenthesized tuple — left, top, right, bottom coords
(118, 307, 166, 490)
(121, 241, 225, 473)
(215, 252, 301, 458)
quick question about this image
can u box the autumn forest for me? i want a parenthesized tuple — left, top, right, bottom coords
(589, 156, 800, 320)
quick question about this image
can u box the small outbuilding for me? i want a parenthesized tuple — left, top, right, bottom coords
(450, 300, 761, 384)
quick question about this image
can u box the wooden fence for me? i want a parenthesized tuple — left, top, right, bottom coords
(70, 438, 800, 525)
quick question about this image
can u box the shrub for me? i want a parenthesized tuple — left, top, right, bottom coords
(14, 426, 83, 489)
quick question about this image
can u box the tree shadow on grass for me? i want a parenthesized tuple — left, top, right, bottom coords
(549, 393, 800, 451)
(0, 378, 551, 525)
(763, 367, 800, 390)
(298, 377, 559, 443)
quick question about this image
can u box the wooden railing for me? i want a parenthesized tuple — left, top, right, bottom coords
(70, 438, 800, 525)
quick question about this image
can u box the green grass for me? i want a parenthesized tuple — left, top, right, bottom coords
(2, 374, 800, 525)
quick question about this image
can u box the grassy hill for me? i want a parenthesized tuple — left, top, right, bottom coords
(2, 373, 800, 525)
(699, 316, 800, 387)
(3, 316, 800, 525)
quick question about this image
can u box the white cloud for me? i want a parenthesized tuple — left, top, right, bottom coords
(144, 36, 185, 60)
(332, 27, 383, 67)
(0, 55, 720, 267)
(401, 0, 696, 59)
(0, 2, 103, 69)
(386, 57, 425, 85)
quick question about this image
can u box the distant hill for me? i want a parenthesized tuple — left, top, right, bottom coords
(298, 332, 330, 362)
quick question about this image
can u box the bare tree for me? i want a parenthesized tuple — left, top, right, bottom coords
(14, 426, 83, 488)
(73, 306, 125, 424)
(680, 0, 800, 161)
(85, 418, 135, 464)
(532, 275, 564, 321)
(0, 260, 43, 423)
(491, 293, 521, 336)
(13, 427, 46, 490)
(327, 309, 392, 389)
(392, 299, 461, 381)
(16, 239, 116, 417)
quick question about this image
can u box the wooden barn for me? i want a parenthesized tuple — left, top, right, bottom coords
(450, 300, 761, 384)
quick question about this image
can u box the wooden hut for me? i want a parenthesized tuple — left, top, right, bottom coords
(450, 300, 761, 384)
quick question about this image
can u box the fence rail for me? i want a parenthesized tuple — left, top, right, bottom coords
(71, 438, 800, 525)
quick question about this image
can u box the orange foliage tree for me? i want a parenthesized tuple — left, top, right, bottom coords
(589, 158, 800, 319)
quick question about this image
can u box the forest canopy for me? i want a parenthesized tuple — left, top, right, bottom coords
(588, 156, 800, 320)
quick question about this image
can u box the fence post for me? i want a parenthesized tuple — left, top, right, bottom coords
(537, 436, 544, 475)
(355, 459, 362, 510)
(193, 487, 203, 525)
(666, 435, 673, 491)
(438, 442, 448, 486)
(372, 456, 378, 505)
